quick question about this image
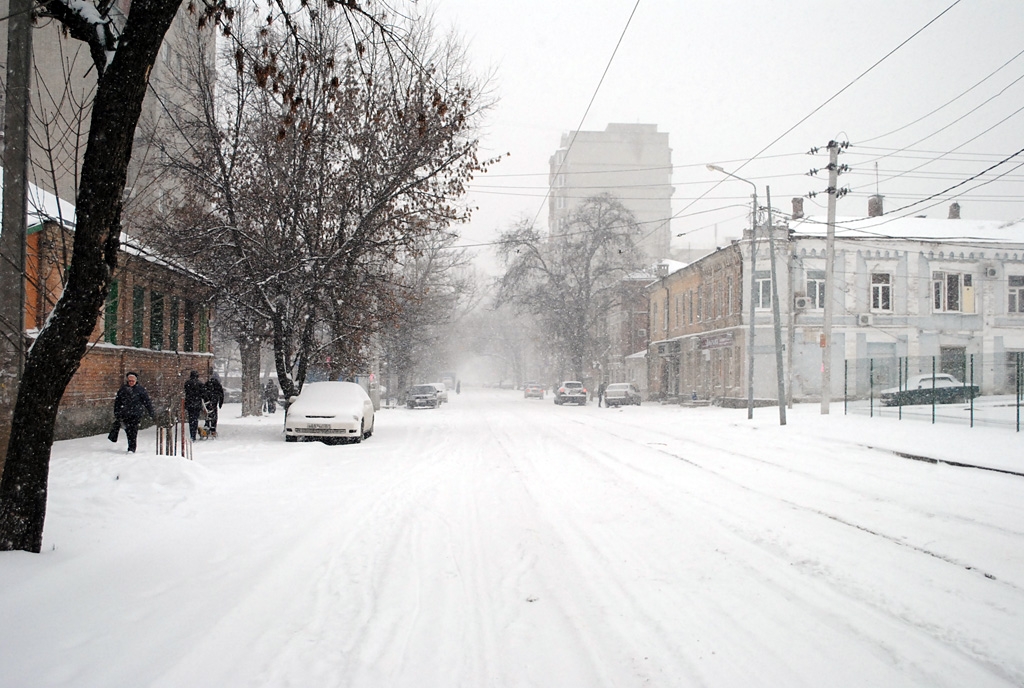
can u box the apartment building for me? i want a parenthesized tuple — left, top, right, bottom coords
(549, 123, 674, 262)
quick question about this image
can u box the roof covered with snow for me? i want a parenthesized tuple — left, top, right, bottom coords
(790, 213, 1024, 245)
(0, 167, 77, 231)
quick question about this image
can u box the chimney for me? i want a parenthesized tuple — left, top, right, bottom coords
(868, 194, 884, 217)
(791, 197, 804, 220)
(948, 202, 961, 219)
(656, 262, 668, 277)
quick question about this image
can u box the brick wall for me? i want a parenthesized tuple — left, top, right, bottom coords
(50, 343, 213, 440)
(21, 222, 217, 441)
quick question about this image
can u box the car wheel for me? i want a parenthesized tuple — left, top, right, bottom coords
(364, 421, 373, 439)
(285, 435, 297, 443)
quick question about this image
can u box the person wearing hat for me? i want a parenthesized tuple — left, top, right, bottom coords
(184, 370, 206, 441)
(109, 371, 156, 453)
(203, 372, 225, 437)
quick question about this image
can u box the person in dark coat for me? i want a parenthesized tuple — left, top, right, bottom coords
(203, 372, 225, 437)
(109, 371, 156, 453)
(263, 379, 278, 414)
(184, 370, 205, 441)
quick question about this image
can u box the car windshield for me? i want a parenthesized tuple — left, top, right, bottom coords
(563, 382, 583, 389)
(607, 384, 629, 391)
(410, 385, 436, 394)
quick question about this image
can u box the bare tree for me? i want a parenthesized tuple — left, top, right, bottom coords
(380, 231, 478, 394)
(496, 195, 646, 381)
(0, 0, 410, 553)
(140, 8, 494, 401)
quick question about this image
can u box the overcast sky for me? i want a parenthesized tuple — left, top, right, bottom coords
(420, 0, 1024, 270)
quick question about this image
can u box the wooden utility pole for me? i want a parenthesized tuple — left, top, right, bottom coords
(0, 0, 33, 469)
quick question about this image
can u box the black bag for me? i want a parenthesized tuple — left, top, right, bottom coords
(108, 421, 120, 443)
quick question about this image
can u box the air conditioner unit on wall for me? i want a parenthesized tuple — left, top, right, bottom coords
(857, 313, 872, 326)
(794, 295, 811, 310)
(985, 266, 998, 278)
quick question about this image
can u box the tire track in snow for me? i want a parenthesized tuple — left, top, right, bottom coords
(527, 408, 1024, 686)
(571, 413, 1022, 587)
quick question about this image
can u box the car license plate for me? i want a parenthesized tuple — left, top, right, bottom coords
(307, 423, 331, 429)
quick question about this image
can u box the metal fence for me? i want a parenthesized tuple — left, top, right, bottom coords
(843, 352, 1023, 431)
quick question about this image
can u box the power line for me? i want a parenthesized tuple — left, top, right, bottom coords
(858, 47, 1024, 145)
(535, 0, 642, 226)
(668, 0, 966, 227)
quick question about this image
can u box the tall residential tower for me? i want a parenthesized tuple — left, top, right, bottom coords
(548, 123, 673, 261)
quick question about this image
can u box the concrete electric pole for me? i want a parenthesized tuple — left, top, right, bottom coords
(820, 141, 841, 414)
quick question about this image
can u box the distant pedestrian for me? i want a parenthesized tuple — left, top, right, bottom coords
(263, 379, 278, 414)
(184, 370, 205, 441)
(204, 372, 225, 437)
(456, 380, 461, 394)
(109, 371, 156, 453)
(598, 381, 607, 408)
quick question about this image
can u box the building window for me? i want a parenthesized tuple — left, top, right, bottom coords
(169, 296, 180, 350)
(132, 286, 145, 348)
(807, 271, 825, 309)
(727, 277, 733, 315)
(556, 195, 566, 210)
(696, 288, 702, 321)
(104, 280, 119, 344)
(933, 271, 963, 312)
(199, 307, 209, 352)
(1009, 276, 1024, 313)
(150, 291, 164, 351)
(871, 273, 892, 311)
(755, 272, 772, 309)
(184, 300, 195, 352)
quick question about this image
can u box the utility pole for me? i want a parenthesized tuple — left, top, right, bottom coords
(1, 0, 33, 460)
(765, 187, 786, 425)
(820, 141, 841, 414)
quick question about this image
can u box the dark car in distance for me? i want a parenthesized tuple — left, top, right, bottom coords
(879, 373, 979, 406)
(407, 384, 441, 409)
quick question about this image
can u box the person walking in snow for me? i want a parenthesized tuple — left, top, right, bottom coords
(263, 379, 278, 414)
(184, 370, 205, 441)
(109, 371, 156, 453)
(598, 381, 607, 408)
(203, 372, 225, 437)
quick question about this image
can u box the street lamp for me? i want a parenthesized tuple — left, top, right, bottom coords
(707, 164, 758, 419)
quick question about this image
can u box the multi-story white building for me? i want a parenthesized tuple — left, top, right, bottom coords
(782, 200, 1024, 400)
(644, 198, 1024, 404)
(549, 123, 674, 262)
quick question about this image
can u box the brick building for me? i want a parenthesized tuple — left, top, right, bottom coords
(26, 218, 213, 440)
(646, 247, 745, 401)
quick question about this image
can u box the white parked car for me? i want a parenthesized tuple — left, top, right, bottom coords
(429, 382, 449, 403)
(284, 381, 375, 444)
(603, 382, 641, 407)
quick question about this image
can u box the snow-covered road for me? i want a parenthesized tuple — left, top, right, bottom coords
(2, 387, 1022, 687)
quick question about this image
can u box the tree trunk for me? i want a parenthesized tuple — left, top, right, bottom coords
(239, 335, 262, 417)
(0, 0, 183, 552)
